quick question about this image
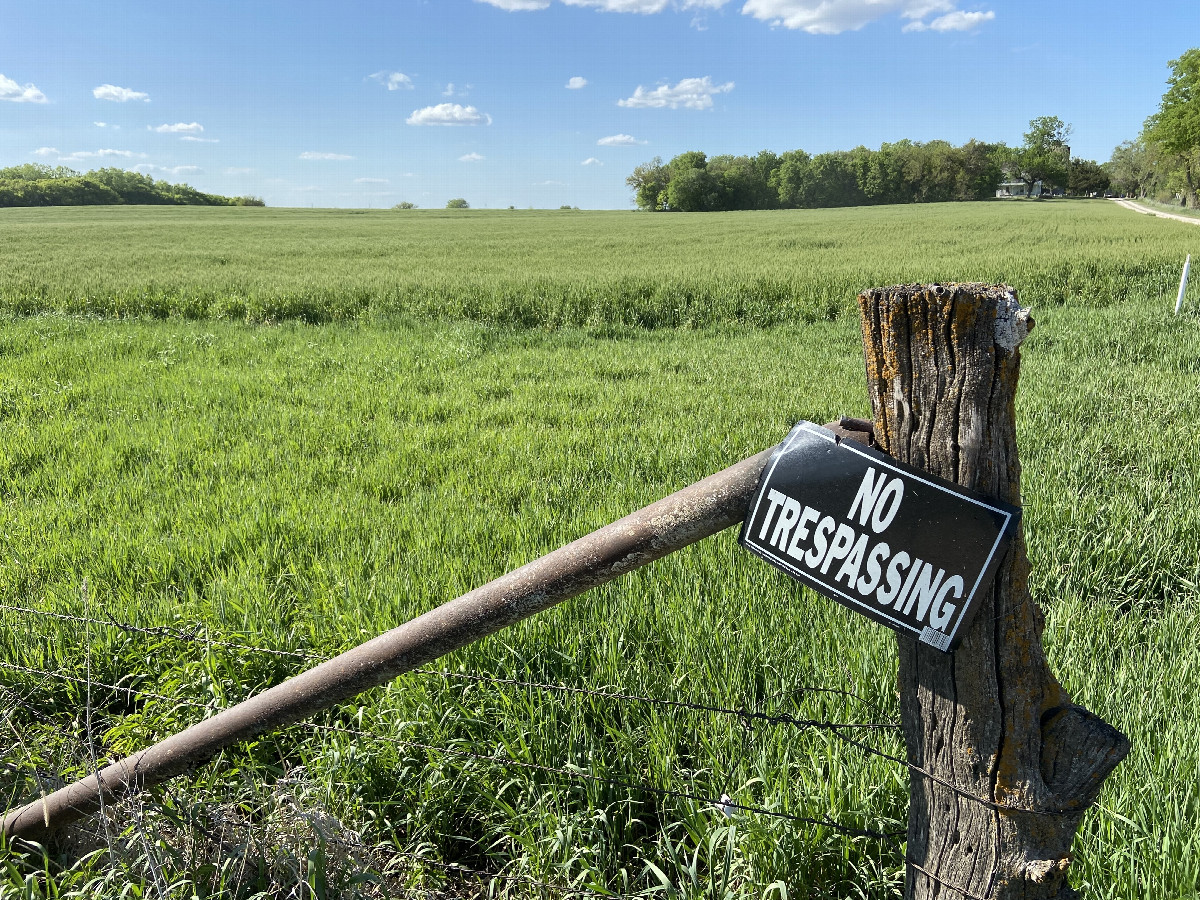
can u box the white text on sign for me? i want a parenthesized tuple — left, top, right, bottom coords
(755, 467, 964, 631)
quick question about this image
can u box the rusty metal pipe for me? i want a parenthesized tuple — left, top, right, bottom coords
(2, 449, 771, 843)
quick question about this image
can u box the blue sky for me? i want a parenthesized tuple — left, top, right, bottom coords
(1, 0, 1195, 208)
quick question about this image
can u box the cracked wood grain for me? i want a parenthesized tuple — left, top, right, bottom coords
(858, 283, 1129, 900)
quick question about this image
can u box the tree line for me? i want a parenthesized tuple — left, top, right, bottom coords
(628, 47, 1199, 213)
(626, 121, 1110, 212)
(627, 140, 1008, 212)
(1107, 48, 1199, 208)
(0, 164, 264, 208)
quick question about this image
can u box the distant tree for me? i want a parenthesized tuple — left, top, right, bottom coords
(626, 156, 668, 210)
(853, 143, 902, 203)
(626, 138, 1010, 212)
(445, 198, 469, 209)
(771, 150, 814, 208)
(956, 140, 1007, 200)
(745, 150, 781, 209)
(1143, 48, 1200, 207)
(0, 164, 256, 208)
(89, 168, 163, 204)
(1015, 116, 1073, 194)
(808, 152, 863, 207)
(1067, 158, 1110, 196)
(393, 201, 416, 209)
(0, 163, 79, 182)
(665, 151, 717, 212)
(706, 154, 761, 210)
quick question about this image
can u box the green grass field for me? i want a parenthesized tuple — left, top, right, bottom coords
(0, 200, 1194, 327)
(0, 201, 1197, 898)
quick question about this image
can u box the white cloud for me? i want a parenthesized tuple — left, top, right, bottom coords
(369, 70, 414, 90)
(153, 122, 204, 134)
(459, 152, 485, 162)
(33, 147, 59, 157)
(903, 8, 994, 30)
(476, 0, 551, 8)
(478, 0, 726, 9)
(94, 121, 107, 128)
(0, 74, 47, 103)
(406, 103, 492, 126)
(597, 133, 647, 146)
(442, 82, 471, 97)
(566, 76, 588, 89)
(618, 76, 733, 109)
(582, 157, 603, 165)
(478, 0, 985, 29)
(299, 151, 355, 160)
(225, 167, 255, 175)
(741, 0, 992, 33)
(354, 177, 390, 184)
(535, 180, 565, 185)
(93, 83, 149, 102)
(181, 136, 219, 143)
(134, 164, 201, 176)
(60, 149, 145, 161)
(564, 0, 726, 10)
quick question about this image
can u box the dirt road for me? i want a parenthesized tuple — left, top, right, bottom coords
(1111, 197, 1200, 225)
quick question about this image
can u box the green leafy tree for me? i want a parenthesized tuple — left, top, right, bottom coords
(1067, 158, 1110, 196)
(445, 198, 469, 209)
(808, 152, 863, 207)
(664, 151, 717, 212)
(956, 140, 1007, 200)
(853, 143, 902, 203)
(625, 156, 668, 210)
(0, 163, 79, 182)
(1016, 116, 1072, 194)
(750, 150, 782, 208)
(1107, 140, 1155, 197)
(770, 150, 813, 208)
(89, 168, 163, 204)
(0, 164, 259, 208)
(1143, 48, 1200, 207)
(393, 201, 416, 209)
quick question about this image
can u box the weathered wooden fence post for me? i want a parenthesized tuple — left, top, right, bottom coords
(857, 283, 1129, 899)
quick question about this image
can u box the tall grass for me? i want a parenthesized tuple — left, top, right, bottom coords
(0, 201, 1196, 897)
(0, 202, 1195, 327)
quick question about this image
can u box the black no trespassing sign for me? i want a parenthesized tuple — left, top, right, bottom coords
(739, 422, 1020, 652)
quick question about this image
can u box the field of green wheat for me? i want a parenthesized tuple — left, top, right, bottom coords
(0, 200, 1197, 899)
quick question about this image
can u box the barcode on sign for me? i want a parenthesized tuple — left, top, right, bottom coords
(919, 626, 952, 652)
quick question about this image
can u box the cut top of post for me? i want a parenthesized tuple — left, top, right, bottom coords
(856, 283, 1032, 501)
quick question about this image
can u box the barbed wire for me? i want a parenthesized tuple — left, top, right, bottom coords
(906, 858, 992, 900)
(414, 668, 898, 731)
(0, 618, 1073, 900)
(0, 659, 901, 839)
(0, 659, 200, 710)
(0, 600, 897, 731)
(0, 602, 320, 661)
(826, 724, 1088, 818)
(0, 600, 1083, 825)
(301, 720, 902, 839)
